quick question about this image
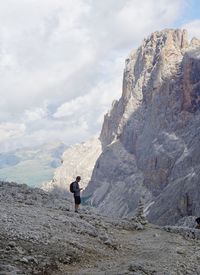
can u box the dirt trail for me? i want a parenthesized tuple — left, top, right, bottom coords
(60, 224, 200, 275)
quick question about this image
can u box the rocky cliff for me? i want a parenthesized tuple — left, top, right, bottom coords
(84, 29, 200, 225)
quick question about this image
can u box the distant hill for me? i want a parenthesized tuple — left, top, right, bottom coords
(42, 137, 102, 193)
(0, 142, 66, 187)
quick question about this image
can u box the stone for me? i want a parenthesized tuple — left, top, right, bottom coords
(20, 257, 29, 264)
(128, 261, 156, 274)
(135, 199, 148, 225)
(135, 223, 144, 230)
(8, 241, 16, 248)
(104, 239, 112, 246)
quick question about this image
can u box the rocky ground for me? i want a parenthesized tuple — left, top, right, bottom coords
(1, 181, 200, 275)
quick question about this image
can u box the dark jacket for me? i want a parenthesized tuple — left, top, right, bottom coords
(72, 181, 81, 196)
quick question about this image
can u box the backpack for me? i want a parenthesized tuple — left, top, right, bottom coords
(70, 182, 74, 193)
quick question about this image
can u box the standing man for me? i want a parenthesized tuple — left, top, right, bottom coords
(71, 176, 82, 213)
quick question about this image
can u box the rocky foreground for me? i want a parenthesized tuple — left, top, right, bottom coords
(1, 182, 200, 275)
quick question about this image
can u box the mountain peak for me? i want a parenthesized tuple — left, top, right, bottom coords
(145, 29, 189, 48)
(85, 29, 200, 225)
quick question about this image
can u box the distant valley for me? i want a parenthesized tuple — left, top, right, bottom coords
(0, 143, 66, 187)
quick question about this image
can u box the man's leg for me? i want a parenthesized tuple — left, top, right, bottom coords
(74, 196, 81, 212)
(75, 203, 79, 212)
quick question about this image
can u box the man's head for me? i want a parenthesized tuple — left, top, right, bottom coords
(76, 176, 81, 182)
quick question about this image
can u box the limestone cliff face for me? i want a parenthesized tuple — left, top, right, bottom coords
(42, 138, 102, 193)
(84, 29, 200, 225)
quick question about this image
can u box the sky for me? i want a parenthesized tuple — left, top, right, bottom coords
(0, 0, 200, 152)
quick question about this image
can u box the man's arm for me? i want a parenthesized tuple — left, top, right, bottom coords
(73, 182, 82, 192)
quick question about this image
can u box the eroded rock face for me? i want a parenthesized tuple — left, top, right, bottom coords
(84, 29, 200, 225)
(42, 138, 102, 193)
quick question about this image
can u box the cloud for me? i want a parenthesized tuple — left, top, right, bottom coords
(0, 0, 93, 114)
(54, 56, 124, 122)
(0, 122, 26, 146)
(23, 108, 47, 122)
(85, 0, 184, 50)
(182, 19, 200, 39)
(0, 0, 188, 151)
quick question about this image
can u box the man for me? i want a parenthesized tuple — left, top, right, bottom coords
(71, 176, 82, 213)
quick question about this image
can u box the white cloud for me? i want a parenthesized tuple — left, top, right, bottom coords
(0, 122, 25, 147)
(182, 20, 200, 39)
(23, 108, 47, 122)
(54, 56, 124, 131)
(0, 0, 188, 151)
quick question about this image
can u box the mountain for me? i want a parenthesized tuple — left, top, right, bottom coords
(83, 29, 200, 225)
(0, 142, 66, 187)
(42, 137, 102, 193)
